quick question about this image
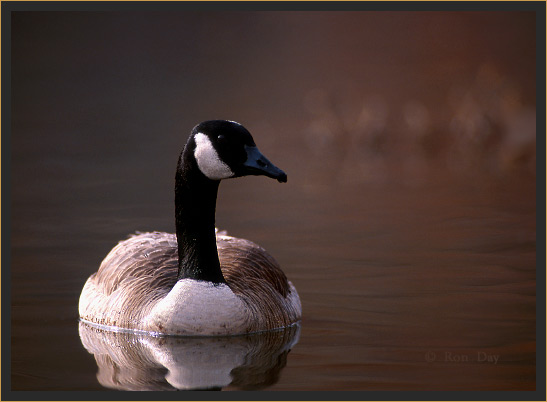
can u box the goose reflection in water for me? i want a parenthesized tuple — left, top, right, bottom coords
(78, 321, 300, 390)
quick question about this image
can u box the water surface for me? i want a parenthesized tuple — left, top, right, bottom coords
(10, 171, 536, 391)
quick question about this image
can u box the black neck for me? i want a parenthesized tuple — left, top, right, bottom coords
(174, 149, 226, 284)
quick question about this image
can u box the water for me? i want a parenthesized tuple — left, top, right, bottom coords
(8, 9, 537, 392)
(10, 168, 536, 391)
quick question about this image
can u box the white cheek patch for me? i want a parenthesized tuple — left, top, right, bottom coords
(193, 133, 234, 180)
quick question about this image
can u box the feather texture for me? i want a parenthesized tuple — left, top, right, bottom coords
(79, 231, 301, 335)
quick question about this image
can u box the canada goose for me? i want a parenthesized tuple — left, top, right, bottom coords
(79, 120, 301, 335)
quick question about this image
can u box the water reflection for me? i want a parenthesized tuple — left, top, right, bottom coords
(78, 321, 300, 391)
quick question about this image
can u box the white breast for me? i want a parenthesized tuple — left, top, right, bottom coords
(143, 279, 252, 335)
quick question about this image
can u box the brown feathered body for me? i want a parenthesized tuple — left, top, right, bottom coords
(78, 231, 301, 335)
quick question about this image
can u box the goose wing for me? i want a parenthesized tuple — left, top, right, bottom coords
(217, 235, 300, 330)
(79, 232, 179, 328)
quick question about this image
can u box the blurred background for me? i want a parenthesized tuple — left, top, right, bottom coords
(9, 9, 537, 391)
(11, 11, 536, 188)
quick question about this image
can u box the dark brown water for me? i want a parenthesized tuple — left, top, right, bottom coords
(10, 173, 536, 391)
(8, 9, 538, 392)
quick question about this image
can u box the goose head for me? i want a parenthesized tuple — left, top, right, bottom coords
(189, 120, 287, 183)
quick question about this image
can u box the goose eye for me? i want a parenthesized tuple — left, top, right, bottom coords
(217, 134, 226, 142)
